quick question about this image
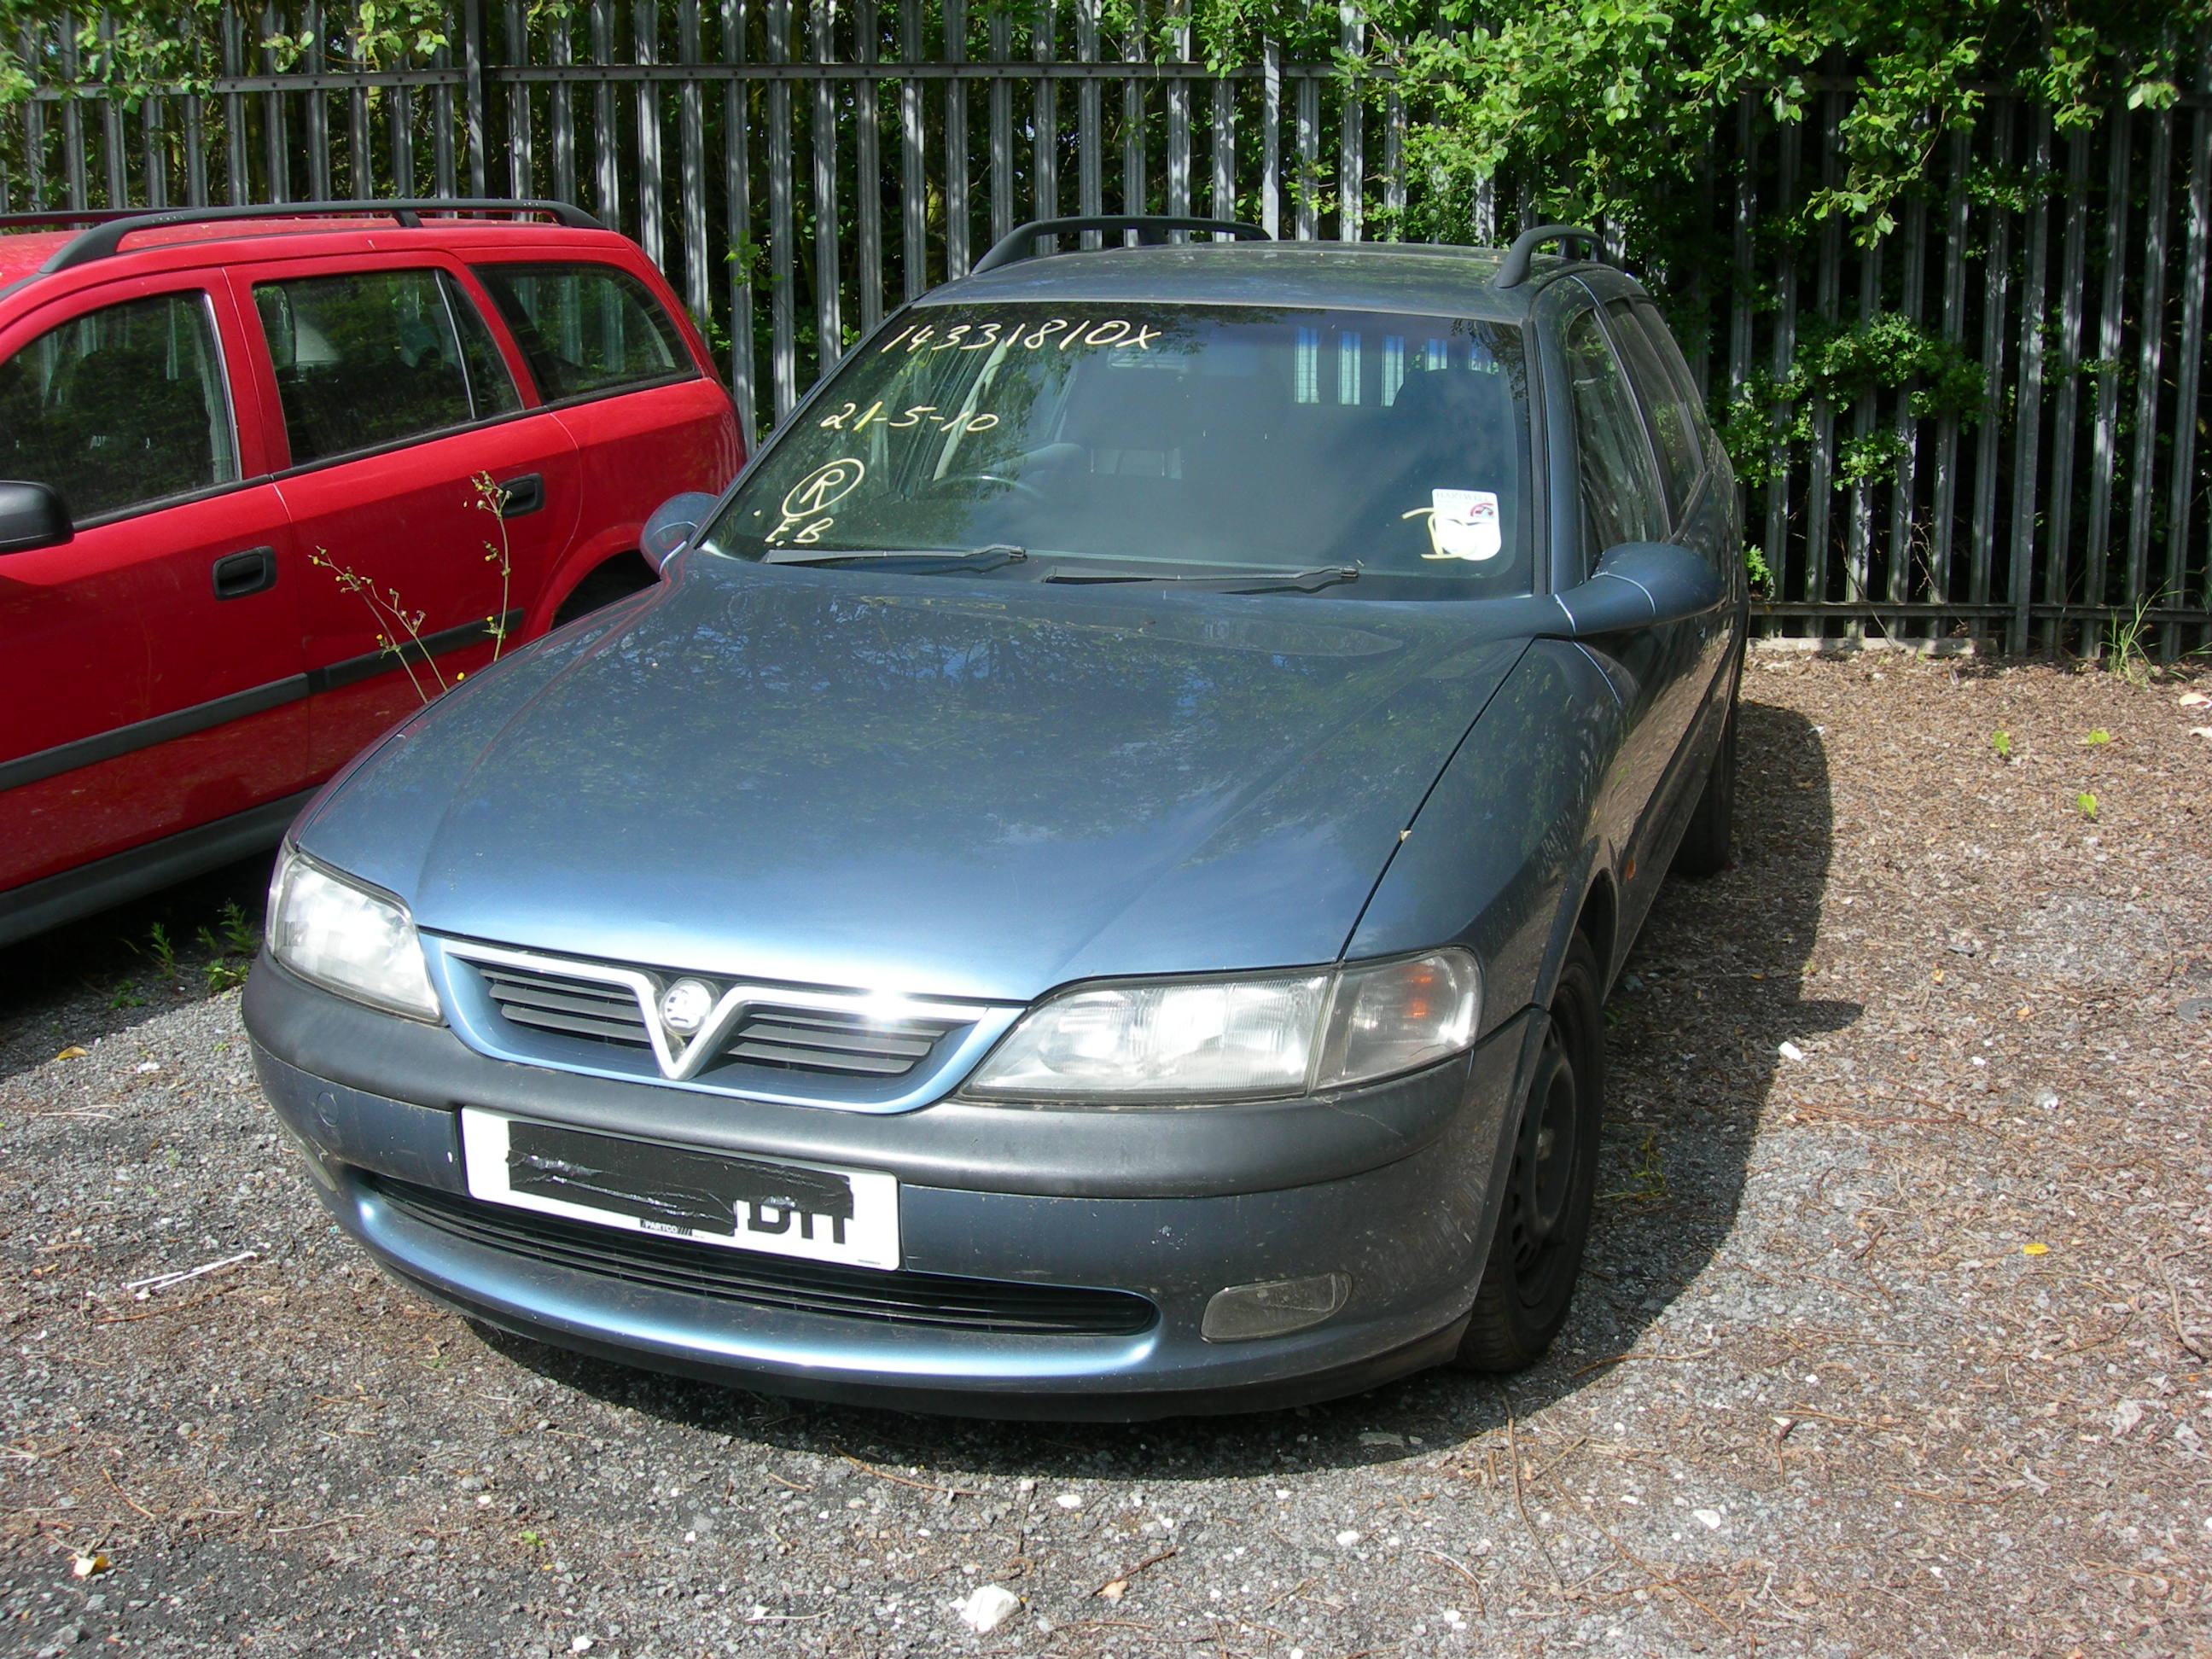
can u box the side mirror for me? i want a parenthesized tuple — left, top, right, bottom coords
(1549, 542, 1723, 637)
(640, 491, 718, 572)
(0, 480, 71, 555)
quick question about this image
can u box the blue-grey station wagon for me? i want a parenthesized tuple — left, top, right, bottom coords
(243, 217, 1747, 1418)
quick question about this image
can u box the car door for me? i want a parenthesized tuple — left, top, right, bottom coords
(1551, 296, 1703, 924)
(0, 275, 306, 899)
(467, 257, 741, 614)
(231, 255, 582, 774)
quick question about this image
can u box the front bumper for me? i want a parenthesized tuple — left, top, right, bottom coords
(245, 960, 1540, 1419)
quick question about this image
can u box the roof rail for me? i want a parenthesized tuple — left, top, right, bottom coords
(971, 214, 1270, 276)
(35, 199, 604, 276)
(0, 209, 153, 231)
(1493, 224, 1604, 289)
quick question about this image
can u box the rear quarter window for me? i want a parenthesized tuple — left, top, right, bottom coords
(471, 262, 690, 402)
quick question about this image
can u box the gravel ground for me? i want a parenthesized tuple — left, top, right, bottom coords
(3, 650, 2209, 1659)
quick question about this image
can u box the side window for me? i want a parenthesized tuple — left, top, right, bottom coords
(0, 290, 239, 522)
(1632, 299, 1727, 480)
(1604, 297, 1703, 523)
(471, 262, 689, 402)
(1563, 309, 1665, 562)
(254, 268, 515, 468)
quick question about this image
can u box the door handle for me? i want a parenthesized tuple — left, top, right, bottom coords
(211, 546, 277, 601)
(492, 473, 545, 518)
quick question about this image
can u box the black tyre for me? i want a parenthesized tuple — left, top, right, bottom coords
(1453, 934, 1605, 1372)
(1671, 698, 1737, 878)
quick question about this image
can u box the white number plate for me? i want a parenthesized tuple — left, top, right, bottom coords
(459, 1109, 900, 1272)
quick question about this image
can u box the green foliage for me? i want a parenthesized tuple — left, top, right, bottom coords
(1743, 544, 1773, 592)
(1602, 1126, 1668, 1207)
(1364, 0, 2207, 251)
(0, 0, 454, 108)
(1990, 729, 2012, 760)
(2081, 728, 2111, 746)
(131, 921, 178, 979)
(1718, 311, 1986, 489)
(2075, 789, 2098, 818)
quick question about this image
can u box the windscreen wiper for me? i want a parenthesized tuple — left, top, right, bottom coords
(765, 544, 1027, 572)
(1042, 565, 1359, 594)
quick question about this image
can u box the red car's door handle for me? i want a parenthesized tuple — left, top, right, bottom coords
(211, 546, 278, 601)
(494, 474, 546, 518)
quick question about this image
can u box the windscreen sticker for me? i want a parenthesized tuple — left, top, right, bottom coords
(877, 318, 1161, 354)
(1407, 489, 1503, 561)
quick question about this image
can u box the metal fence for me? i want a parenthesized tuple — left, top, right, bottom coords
(3, 5, 2209, 652)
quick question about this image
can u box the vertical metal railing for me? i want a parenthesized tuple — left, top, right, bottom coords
(3, 4, 2207, 649)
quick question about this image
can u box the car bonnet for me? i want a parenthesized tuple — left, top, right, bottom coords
(294, 562, 1528, 1004)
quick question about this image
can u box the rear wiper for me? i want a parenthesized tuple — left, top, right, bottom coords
(765, 544, 1027, 572)
(1043, 565, 1359, 594)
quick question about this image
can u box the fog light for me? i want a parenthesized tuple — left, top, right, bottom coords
(1201, 1272, 1352, 1342)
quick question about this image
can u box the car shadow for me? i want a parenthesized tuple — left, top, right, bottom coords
(469, 698, 1848, 1480)
(0, 850, 276, 1085)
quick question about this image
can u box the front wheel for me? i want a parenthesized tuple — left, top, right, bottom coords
(1452, 934, 1605, 1372)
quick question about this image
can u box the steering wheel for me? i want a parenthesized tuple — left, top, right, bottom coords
(930, 469, 1045, 501)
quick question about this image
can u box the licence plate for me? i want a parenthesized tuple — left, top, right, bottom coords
(458, 1109, 900, 1271)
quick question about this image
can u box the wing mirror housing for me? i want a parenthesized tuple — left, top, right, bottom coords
(1546, 542, 1725, 637)
(640, 491, 719, 572)
(0, 480, 71, 555)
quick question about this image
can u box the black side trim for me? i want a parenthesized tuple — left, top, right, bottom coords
(528, 367, 706, 416)
(2, 607, 521, 794)
(0, 676, 308, 795)
(0, 787, 314, 950)
(306, 608, 524, 695)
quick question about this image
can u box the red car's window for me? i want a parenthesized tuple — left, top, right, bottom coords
(0, 289, 238, 522)
(471, 262, 689, 402)
(253, 268, 519, 468)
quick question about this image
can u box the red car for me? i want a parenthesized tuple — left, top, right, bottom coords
(0, 199, 743, 946)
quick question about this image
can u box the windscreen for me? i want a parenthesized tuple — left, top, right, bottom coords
(701, 304, 1535, 593)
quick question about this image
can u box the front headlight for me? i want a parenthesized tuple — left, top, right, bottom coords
(266, 847, 441, 1021)
(964, 949, 1479, 1104)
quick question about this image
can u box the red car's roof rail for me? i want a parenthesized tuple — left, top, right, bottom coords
(26, 198, 604, 276)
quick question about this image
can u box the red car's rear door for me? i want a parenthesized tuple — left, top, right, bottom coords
(225, 252, 582, 774)
(0, 272, 306, 896)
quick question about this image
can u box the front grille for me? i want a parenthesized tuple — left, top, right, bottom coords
(724, 1005, 957, 1076)
(480, 964, 651, 1048)
(469, 959, 964, 1080)
(370, 1176, 1158, 1337)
